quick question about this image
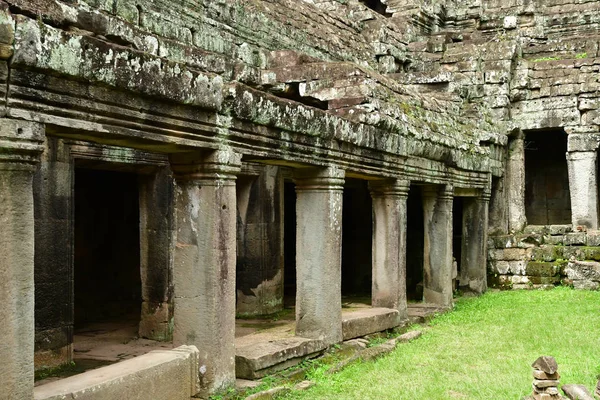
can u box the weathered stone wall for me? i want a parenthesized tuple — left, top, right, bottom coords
(394, 0, 600, 290)
(489, 227, 600, 290)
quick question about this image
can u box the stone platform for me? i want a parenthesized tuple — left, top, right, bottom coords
(235, 303, 445, 379)
(235, 323, 326, 379)
(342, 307, 400, 340)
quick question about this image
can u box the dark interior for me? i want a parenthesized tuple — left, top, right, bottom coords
(406, 186, 424, 301)
(283, 181, 297, 306)
(524, 129, 571, 225)
(452, 197, 464, 290)
(341, 179, 373, 300)
(74, 168, 141, 328)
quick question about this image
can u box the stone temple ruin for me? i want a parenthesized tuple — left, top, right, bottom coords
(3, 0, 600, 398)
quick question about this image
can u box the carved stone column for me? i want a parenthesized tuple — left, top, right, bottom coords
(369, 179, 409, 320)
(170, 148, 241, 396)
(422, 185, 454, 307)
(0, 119, 43, 399)
(507, 132, 527, 231)
(459, 190, 491, 294)
(567, 151, 598, 230)
(294, 166, 344, 345)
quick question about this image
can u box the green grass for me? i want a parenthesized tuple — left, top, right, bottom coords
(281, 288, 600, 399)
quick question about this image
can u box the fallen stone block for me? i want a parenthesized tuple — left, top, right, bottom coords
(561, 384, 594, 400)
(393, 330, 423, 344)
(244, 386, 291, 400)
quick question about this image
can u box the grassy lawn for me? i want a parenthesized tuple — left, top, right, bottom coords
(281, 288, 600, 399)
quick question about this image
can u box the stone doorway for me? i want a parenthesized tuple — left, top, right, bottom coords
(452, 197, 464, 291)
(406, 185, 425, 301)
(73, 168, 143, 363)
(341, 178, 373, 306)
(525, 129, 571, 225)
(283, 180, 297, 309)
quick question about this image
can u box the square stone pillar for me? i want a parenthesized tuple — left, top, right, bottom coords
(567, 151, 598, 230)
(459, 191, 490, 295)
(0, 119, 43, 399)
(422, 185, 454, 307)
(170, 148, 241, 396)
(139, 167, 175, 341)
(294, 166, 345, 345)
(369, 179, 409, 320)
(507, 133, 527, 231)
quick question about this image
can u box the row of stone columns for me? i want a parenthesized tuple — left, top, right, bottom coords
(0, 128, 491, 398)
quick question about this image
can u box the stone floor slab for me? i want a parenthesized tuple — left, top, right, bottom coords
(236, 336, 326, 379)
(341, 307, 400, 340)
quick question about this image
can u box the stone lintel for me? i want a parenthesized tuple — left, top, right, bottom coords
(567, 133, 600, 152)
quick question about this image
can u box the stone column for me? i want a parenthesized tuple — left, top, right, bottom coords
(422, 185, 454, 307)
(369, 179, 409, 320)
(294, 166, 344, 345)
(139, 167, 175, 341)
(567, 151, 598, 230)
(170, 148, 241, 396)
(459, 191, 490, 294)
(507, 132, 527, 231)
(0, 119, 43, 399)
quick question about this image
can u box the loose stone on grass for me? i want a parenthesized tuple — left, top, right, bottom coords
(244, 386, 291, 400)
(561, 384, 594, 400)
(528, 356, 565, 400)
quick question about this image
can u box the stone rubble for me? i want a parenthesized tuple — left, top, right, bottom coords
(530, 356, 564, 400)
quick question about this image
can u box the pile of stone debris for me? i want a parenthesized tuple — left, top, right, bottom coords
(526, 356, 598, 400)
(530, 356, 563, 399)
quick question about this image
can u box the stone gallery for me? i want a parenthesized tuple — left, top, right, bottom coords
(2, 0, 600, 398)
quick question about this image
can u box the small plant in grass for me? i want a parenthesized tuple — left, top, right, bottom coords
(367, 337, 387, 348)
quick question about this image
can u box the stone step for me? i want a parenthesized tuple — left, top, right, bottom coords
(341, 307, 401, 340)
(235, 337, 326, 379)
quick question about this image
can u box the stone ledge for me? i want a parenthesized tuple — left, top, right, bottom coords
(33, 345, 199, 400)
(341, 307, 401, 341)
(236, 337, 326, 379)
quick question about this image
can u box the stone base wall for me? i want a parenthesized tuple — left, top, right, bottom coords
(488, 225, 600, 290)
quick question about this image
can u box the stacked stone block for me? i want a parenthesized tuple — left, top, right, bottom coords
(530, 356, 563, 400)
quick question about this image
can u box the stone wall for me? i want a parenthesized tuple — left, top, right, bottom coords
(489, 226, 600, 290)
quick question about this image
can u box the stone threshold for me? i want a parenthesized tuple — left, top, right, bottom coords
(33, 346, 200, 400)
(236, 304, 446, 380)
(341, 307, 401, 340)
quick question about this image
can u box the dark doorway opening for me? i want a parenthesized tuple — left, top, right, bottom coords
(406, 185, 424, 301)
(283, 180, 297, 308)
(74, 168, 141, 329)
(524, 129, 571, 225)
(452, 197, 464, 291)
(341, 179, 372, 304)
(359, 0, 392, 16)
